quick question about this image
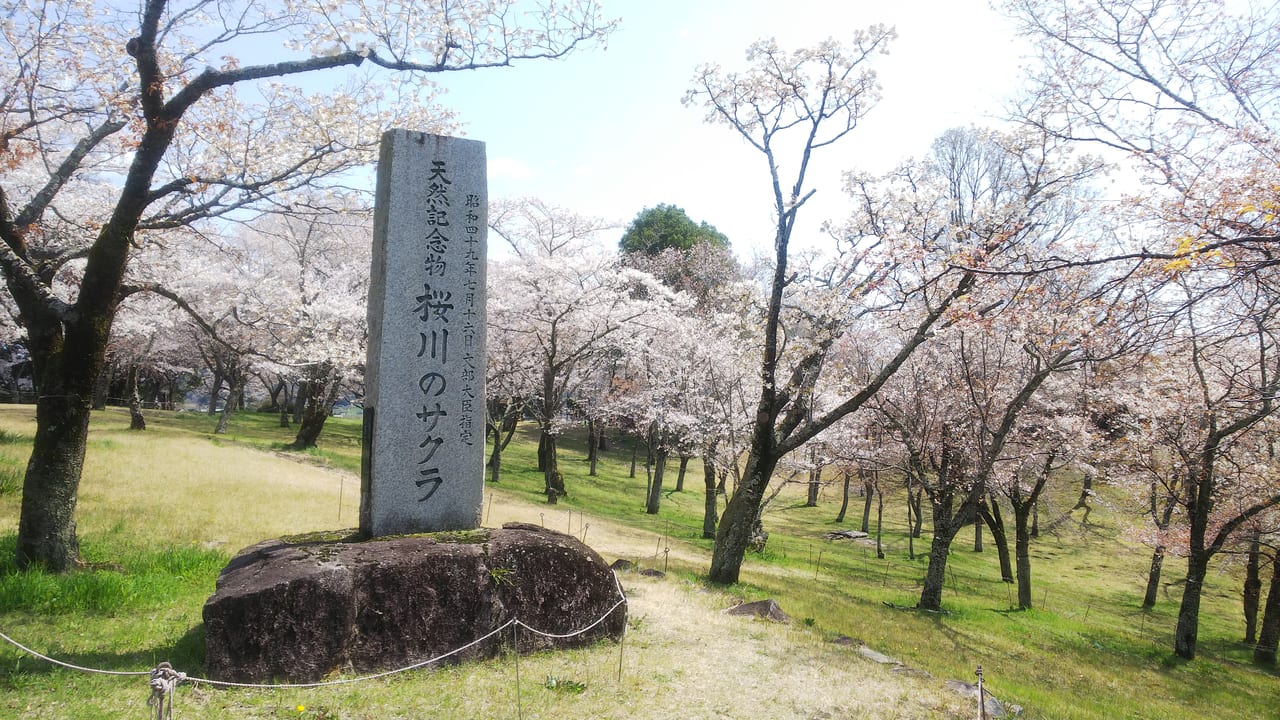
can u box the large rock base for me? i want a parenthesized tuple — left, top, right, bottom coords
(202, 523, 626, 683)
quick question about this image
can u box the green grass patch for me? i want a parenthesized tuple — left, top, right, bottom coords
(0, 405, 1275, 719)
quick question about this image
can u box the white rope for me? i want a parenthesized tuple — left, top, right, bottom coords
(0, 574, 630, 693)
(0, 628, 150, 676)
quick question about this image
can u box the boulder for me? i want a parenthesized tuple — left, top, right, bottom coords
(203, 523, 626, 683)
(725, 598, 790, 623)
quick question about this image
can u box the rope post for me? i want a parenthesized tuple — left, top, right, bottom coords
(512, 623, 523, 720)
(976, 665, 986, 720)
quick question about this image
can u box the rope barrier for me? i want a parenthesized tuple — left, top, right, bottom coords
(0, 575, 629, 717)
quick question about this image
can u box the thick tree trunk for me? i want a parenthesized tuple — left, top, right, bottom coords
(542, 431, 564, 503)
(16, 395, 92, 571)
(702, 452, 718, 539)
(645, 446, 668, 514)
(675, 454, 689, 492)
(919, 532, 955, 612)
(1255, 550, 1279, 665)
(1013, 502, 1034, 608)
(1174, 549, 1211, 659)
(973, 513, 983, 552)
(1244, 536, 1262, 644)
(709, 449, 779, 585)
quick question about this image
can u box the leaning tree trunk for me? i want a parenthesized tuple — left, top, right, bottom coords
(675, 454, 689, 492)
(291, 367, 340, 449)
(919, 531, 956, 612)
(1255, 549, 1280, 665)
(835, 470, 851, 523)
(487, 424, 504, 483)
(214, 375, 243, 435)
(978, 497, 1014, 583)
(709, 448, 780, 585)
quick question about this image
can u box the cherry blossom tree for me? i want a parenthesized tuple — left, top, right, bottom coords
(234, 205, 370, 448)
(685, 29, 1101, 587)
(1006, 0, 1280, 657)
(487, 198, 676, 503)
(0, 0, 613, 571)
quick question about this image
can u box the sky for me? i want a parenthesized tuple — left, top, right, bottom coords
(431, 0, 1030, 260)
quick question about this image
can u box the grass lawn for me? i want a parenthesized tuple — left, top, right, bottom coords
(0, 405, 1276, 719)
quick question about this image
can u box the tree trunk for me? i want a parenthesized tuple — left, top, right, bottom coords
(16, 395, 92, 571)
(702, 451, 718, 539)
(973, 512, 983, 553)
(291, 379, 307, 423)
(1143, 544, 1166, 609)
(126, 364, 146, 431)
(487, 426, 503, 483)
(587, 418, 599, 477)
(909, 487, 924, 538)
(542, 431, 564, 503)
(207, 366, 223, 416)
(214, 375, 243, 435)
(645, 446, 668, 514)
(805, 464, 822, 507)
(1174, 549, 1211, 659)
(835, 470, 851, 523)
(675, 454, 689, 492)
(1013, 501, 1034, 608)
(1244, 535, 1262, 644)
(919, 532, 955, 612)
(1255, 549, 1280, 665)
(875, 482, 884, 559)
(860, 470, 874, 533)
(709, 448, 780, 585)
(1030, 498, 1039, 538)
(628, 442, 637, 478)
(291, 367, 340, 449)
(979, 497, 1014, 584)
(92, 364, 111, 411)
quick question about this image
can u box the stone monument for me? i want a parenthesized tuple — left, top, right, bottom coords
(202, 131, 625, 683)
(361, 130, 487, 537)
